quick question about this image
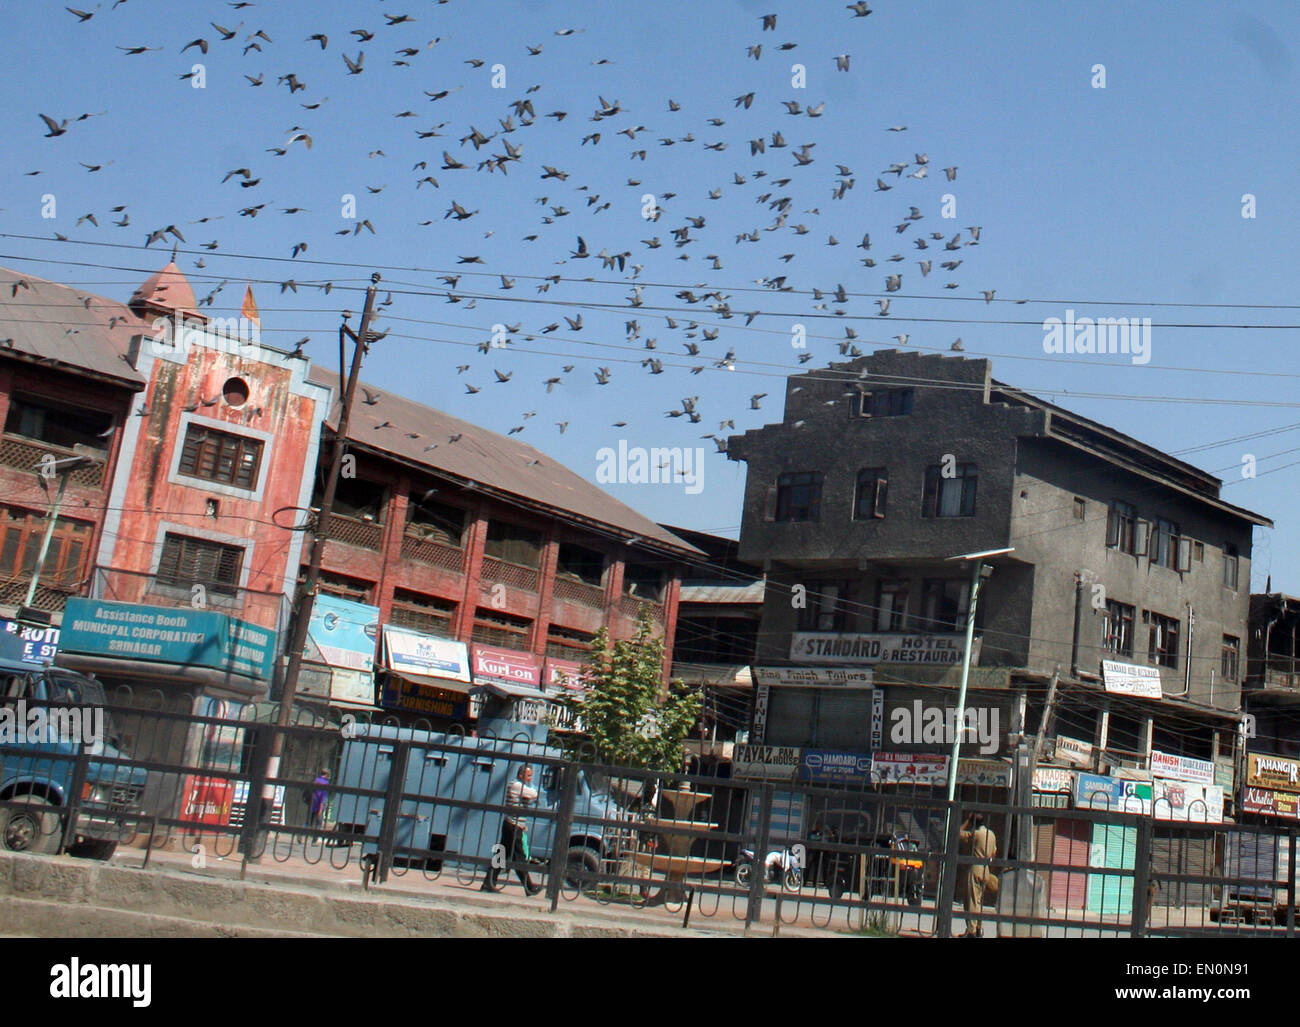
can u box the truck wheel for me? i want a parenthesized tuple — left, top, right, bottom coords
(564, 846, 601, 888)
(1, 796, 62, 855)
(67, 840, 117, 861)
(829, 871, 846, 901)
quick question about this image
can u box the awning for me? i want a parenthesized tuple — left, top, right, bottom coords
(475, 678, 550, 702)
(387, 670, 474, 694)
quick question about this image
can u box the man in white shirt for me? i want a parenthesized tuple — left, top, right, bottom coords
(483, 766, 541, 895)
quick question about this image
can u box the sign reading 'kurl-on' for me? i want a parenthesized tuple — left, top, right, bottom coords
(789, 633, 976, 665)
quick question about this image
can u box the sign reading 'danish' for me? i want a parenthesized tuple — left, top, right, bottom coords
(1149, 750, 1215, 786)
(789, 632, 976, 666)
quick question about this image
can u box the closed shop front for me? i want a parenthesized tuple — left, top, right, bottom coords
(816, 688, 875, 752)
(766, 688, 816, 747)
(1150, 828, 1216, 907)
(1049, 818, 1091, 912)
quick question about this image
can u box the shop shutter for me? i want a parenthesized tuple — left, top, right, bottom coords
(1152, 827, 1216, 908)
(815, 688, 874, 752)
(1049, 818, 1091, 913)
(765, 688, 816, 747)
(747, 789, 805, 846)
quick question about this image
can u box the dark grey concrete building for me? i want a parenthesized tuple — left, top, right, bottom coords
(726, 350, 1271, 799)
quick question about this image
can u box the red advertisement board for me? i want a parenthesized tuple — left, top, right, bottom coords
(182, 775, 234, 826)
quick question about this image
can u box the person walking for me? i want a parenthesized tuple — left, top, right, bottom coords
(482, 765, 542, 895)
(309, 769, 330, 830)
(959, 814, 998, 937)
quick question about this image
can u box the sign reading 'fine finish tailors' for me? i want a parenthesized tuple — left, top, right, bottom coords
(60, 599, 276, 681)
(790, 632, 976, 665)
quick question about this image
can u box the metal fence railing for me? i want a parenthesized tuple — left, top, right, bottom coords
(1, 693, 1297, 937)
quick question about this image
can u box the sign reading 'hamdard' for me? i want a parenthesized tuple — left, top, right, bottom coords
(789, 632, 975, 665)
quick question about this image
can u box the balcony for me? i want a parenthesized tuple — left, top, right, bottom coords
(480, 556, 539, 594)
(324, 513, 383, 552)
(1247, 658, 1300, 693)
(400, 530, 465, 573)
(0, 578, 78, 614)
(552, 575, 605, 609)
(619, 594, 664, 623)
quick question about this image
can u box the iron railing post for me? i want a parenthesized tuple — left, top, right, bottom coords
(373, 740, 411, 886)
(935, 798, 963, 938)
(744, 781, 774, 933)
(1288, 827, 1297, 937)
(1132, 815, 1152, 938)
(238, 718, 274, 873)
(59, 734, 91, 854)
(546, 759, 580, 912)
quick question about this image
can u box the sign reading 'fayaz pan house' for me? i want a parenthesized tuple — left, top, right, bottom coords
(789, 633, 977, 665)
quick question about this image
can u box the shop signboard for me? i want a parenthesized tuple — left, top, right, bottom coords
(383, 627, 471, 682)
(1074, 771, 1152, 815)
(1033, 766, 1076, 793)
(1054, 735, 1093, 768)
(1241, 787, 1300, 819)
(871, 752, 948, 786)
(1214, 756, 1235, 794)
(544, 657, 586, 693)
(733, 743, 800, 780)
(873, 664, 1012, 690)
(1151, 778, 1223, 822)
(753, 666, 873, 688)
(789, 632, 977, 666)
(60, 599, 277, 681)
(380, 677, 470, 720)
(305, 594, 378, 673)
(471, 644, 541, 689)
(0, 620, 59, 665)
(299, 663, 376, 708)
(957, 758, 1012, 788)
(751, 684, 770, 744)
(1149, 750, 1215, 786)
(1101, 660, 1163, 699)
(799, 748, 872, 785)
(1245, 753, 1300, 793)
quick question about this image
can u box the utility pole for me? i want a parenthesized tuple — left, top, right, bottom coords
(257, 274, 382, 836)
(1022, 667, 1061, 862)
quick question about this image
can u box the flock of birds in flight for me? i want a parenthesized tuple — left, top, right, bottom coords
(26, 2, 995, 461)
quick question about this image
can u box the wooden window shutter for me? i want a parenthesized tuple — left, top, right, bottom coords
(1175, 536, 1191, 573)
(1134, 519, 1150, 556)
(763, 484, 778, 521)
(873, 477, 888, 518)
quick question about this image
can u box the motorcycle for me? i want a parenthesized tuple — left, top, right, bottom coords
(734, 846, 803, 891)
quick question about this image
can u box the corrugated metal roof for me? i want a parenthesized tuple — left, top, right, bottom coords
(671, 662, 753, 687)
(0, 266, 147, 388)
(306, 367, 702, 558)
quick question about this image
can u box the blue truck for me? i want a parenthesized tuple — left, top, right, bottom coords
(333, 722, 626, 884)
(0, 656, 148, 859)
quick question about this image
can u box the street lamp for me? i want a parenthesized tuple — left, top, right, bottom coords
(941, 547, 1014, 801)
(22, 451, 103, 613)
(936, 545, 1013, 938)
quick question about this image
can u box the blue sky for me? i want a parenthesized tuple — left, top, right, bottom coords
(2, 1, 1297, 589)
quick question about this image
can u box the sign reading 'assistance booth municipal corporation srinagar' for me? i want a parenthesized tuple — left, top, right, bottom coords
(789, 633, 977, 666)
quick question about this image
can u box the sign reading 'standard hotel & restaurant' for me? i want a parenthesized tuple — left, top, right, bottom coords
(789, 632, 979, 666)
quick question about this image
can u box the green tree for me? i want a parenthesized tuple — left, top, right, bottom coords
(553, 610, 701, 771)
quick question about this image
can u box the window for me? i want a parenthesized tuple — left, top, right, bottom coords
(1221, 635, 1240, 683)
(1072, 497, 1086, 520)
(920, 578, 970, 632)
(1106, 500, 1137, 554)
(853, 468, 888, 520)
(854, 388, 914, 418)
(556, 543, 605, 586)
(922, 463, 977, 518)
(1223, 543, 1239, 590)
(1192, 540, 1204, 562)
(178, 424, 264, 489)
(389, 590, 455, 636)
(1144, 611, 1180, 669)
(4, 394, 113, 452)
(316, 571, 373, 603)
(774, 472, 823, 522)
(318, 475, 387, 523)
(875, 579, 909, 632)
(484, 520, 544, 568)
(471, 609, 532, 649)
(404, 496, 465, 547)
(1150, 517, 1178, 569)
(0, 505, 92, 590)
(623, 563, 666, 603)
(157, 533, 243, 595)
(798, 581, 854, 632)
(1103, 600, 1135, 658)
(546, 625, 595, 659)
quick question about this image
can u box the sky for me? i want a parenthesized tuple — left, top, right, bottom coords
(2, 0, 1297, 590)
